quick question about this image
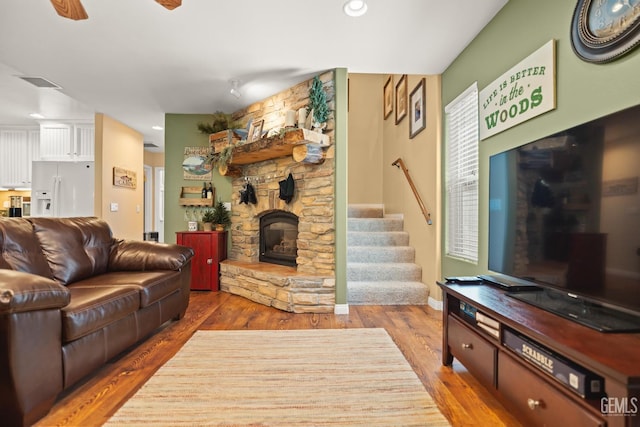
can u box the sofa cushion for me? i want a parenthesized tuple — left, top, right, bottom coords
(71, 271, 182, 307)
(62, 285, 140, 342)
(0, 218, 53, 277)
(29, 217, 113, 285)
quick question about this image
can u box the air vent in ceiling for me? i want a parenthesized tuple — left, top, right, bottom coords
(18, 76, 62, 89)
(144, 142, 159, 148)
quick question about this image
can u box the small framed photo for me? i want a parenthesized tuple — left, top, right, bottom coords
(409, 78, 426, 139)
(383, 75, 393, 120)
(395, 74, 407, 124)
(247, 119, 264, 142)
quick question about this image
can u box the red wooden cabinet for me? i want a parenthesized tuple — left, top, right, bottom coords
(176, 231, 227, 291)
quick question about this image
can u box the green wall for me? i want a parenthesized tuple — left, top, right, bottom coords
(441, 0, 640, 278)
(164, 114, 232, 243)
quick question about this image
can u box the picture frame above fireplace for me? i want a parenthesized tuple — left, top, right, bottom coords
(248, 119, 264, 142)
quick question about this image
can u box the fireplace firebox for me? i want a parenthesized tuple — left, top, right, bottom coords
(259, 211, 298, 267)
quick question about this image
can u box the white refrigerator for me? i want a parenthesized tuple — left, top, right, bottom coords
(31, 161, 95, 217)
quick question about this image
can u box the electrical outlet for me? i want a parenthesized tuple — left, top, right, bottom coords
(110, 202, 119, 212)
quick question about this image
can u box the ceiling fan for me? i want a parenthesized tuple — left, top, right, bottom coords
(49, 0, 182, 20)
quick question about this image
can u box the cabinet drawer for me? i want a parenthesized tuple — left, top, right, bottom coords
(448, 315, 497, 388)
(498, 352, 604, 427)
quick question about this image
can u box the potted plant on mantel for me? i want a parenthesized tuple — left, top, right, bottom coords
(307, 75, 330, 133)
(201, 209, 215, 231)
(211, 200, 231, 231)
(197, 111, 242, 135)
(197, 111, 245, 153)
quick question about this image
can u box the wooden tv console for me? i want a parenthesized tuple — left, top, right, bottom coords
(439, 282, 640, 427)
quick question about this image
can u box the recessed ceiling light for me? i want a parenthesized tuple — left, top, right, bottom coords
(29, 113, 45, 119)
(343, 0, 367, 17)
(152, 125, 163, 130)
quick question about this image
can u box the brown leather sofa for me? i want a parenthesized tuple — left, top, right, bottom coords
(0, 217, 194, 427)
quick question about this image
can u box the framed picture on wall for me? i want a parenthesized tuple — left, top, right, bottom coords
(182, 146, 213, 180)
(248, 119, 264, 142)
(409, 78, 426, 139)
(395, 74, 407, 124)
(383, 75, 393, 119)
(113, 167, 137, 189)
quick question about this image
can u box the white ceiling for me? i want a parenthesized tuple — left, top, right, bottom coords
(0, 0, 507, 151)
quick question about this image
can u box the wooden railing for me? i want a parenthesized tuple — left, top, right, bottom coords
(391, 158, 433, 225)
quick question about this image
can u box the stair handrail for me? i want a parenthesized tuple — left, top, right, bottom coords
(391, 158, 433, 225)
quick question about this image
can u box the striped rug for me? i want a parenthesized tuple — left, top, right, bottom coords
(104, 328, 450, 426)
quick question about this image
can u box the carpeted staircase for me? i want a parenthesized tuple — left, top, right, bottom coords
(347, 204, 429, 305)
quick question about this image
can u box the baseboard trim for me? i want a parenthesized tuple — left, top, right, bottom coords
(428, 296, 443, 311)
(334, 304, 350, 315)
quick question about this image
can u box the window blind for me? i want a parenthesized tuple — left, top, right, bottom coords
(445, 83, 479, 263)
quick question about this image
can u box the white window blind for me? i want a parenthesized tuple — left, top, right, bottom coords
(445, 82, 479, 263)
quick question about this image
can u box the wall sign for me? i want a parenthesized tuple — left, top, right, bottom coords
(183, 146, 213, 180)
(480, 40, 556, 140)
(113, 167, 137, 189)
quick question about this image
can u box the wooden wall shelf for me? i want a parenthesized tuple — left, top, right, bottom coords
(179, 186, 214, 207)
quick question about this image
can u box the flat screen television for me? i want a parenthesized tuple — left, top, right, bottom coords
(488, 104, 640, 332)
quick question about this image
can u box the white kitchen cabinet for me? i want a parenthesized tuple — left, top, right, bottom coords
(39, 122, 94, 161)
(0, 128, 39, 188)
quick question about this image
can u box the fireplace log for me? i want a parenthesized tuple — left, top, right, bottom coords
(218, 163, 243, 177)
(292, 144, 325, 164)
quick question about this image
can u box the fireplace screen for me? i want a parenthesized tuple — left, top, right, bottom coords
(260, 211, 298, 267)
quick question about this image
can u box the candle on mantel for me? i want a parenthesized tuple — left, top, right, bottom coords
(285, 110, 296, 127)
(297, 108, 307, 129)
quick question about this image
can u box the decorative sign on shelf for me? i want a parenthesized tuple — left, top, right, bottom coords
(113, 167, 137, 189)
(183, 146, 213, 180)
(479, 40, 556, 140)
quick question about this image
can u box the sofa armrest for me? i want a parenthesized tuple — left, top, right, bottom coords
(109, 240, 194, 272)
(0, 270, 70, 314)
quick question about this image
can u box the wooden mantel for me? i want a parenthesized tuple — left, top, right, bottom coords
(227, 128, 330, 166)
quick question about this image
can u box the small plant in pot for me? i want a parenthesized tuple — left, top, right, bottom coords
(211, 200, 231, 231)
(201, 209, 215, 231)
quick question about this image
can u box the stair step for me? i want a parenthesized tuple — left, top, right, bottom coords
(348, 246, 415, 263)
(347, 262, 422, 282)
(348, 204, 384, 218)
(347, 231, 410, 247)
(348, 217, 404, 232)
(347, 281, 429, 305)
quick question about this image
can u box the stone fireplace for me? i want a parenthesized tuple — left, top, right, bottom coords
(217, 71, 336, 313)
(259, 210, 298, 267)
(218, 154, 336, 313)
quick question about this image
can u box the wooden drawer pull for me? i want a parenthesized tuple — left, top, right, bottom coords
(461, 343, 473, 349)
(527, 398, 542, 410)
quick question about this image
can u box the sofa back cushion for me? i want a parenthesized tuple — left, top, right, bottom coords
(0, 218, 53, 277)
(29, 217, 113, 285)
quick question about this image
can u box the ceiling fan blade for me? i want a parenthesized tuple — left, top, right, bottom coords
(155, 0, 182, 10)
(50, 0, 88, 20)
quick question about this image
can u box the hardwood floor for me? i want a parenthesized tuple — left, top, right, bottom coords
(35, 291, 522, 426)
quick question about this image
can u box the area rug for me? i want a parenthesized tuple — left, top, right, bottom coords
(104, 328, 450, 426)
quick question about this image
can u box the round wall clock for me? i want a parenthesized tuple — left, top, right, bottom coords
(571, 0, 640, 63)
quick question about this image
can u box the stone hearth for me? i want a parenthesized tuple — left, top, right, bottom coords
(221, 260, 335, 313)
